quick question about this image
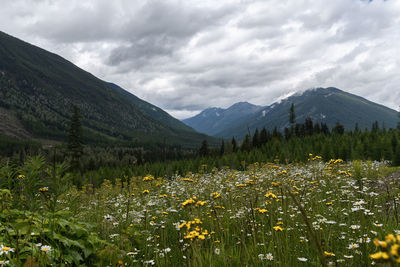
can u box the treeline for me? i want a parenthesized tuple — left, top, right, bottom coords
(1, 107, 400, 187)
(0, 133, 41, 160)
(76, 118, 400, 186)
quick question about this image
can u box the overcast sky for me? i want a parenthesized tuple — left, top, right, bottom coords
(1, 0, 399, 118)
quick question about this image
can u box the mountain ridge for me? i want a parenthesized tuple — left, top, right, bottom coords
(185, 87, 399, 140)
(0, 30, 215, 148)
(183, 102, 263, 136)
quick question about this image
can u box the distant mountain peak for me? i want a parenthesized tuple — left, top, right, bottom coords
(214, 87, 398, 139)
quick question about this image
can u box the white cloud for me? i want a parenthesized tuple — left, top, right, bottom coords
(1, 0, 399, 118)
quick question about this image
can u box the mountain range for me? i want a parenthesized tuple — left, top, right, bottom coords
(184, 87, 399, 139)
(0, 31, 216, 148)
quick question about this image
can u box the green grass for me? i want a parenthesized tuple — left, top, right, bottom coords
(1, 157, 400, 266)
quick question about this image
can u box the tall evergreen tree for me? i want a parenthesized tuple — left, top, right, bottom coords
(284, 127, 291, 140)
(304, 117, 314, 136)
(241, 134, 252, 151)
(232, 137, 237, 153)
(260, 127, 268, 145)
(332, 122, 345, 135)
(252, 128, 260, 148)
(199, 140, 209, 157)
(67, 105, 83, 171)
(394, 143, 400, 166)
(321, 123, 330, 135)
(289, 103, 296, 124)
(219, 139, 225, 156)
(397, 106, 400, 130)
(314, 122, 321, 134)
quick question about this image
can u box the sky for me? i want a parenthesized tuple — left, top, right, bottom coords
(1, 0, 399, 119)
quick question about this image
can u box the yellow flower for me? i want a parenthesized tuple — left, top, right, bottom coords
(385, 234, 396, 243)
(257, 208, 268, 214)
(324, 251, 335, 257)
(370, 251, 389, 260)
(391, 244, 399, 257)
(265, 191, 277, 199)
(142, 189, 149, 194)
(142, 174, 154, 181)
(273, 226, 284, 231)
(18, 174, 25, 179)
(374, 239, 387, 248)
(211, 192, 221, 199)
(195, 201, 207, 207)
(39, 187, 49, 192)
(182, 198, 196, 207)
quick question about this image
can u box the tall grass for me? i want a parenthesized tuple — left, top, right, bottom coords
(1, 156, 399, 266)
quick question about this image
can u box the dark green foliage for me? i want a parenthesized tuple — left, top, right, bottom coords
(0, 133, 41, 159)
(289, 103, 296, 124)
(241, 134, 252, 151)
(232, 137, 237, 152)
(398, 107, 400, 130)
(394, 143, 400, 166)
(332, 122, 345, 135)
(305, 117, 314, 136)
(67, 106, 83, 172)
(199, 140, 209, 157)
(252, 128, 260, 148)
(219, 139, 225, 156)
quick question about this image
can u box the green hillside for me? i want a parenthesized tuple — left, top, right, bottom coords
(0, 31, 215, 148)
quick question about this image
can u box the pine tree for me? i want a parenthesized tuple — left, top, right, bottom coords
(332, 122, 344, 135)
(232, 137, 237, 153)
(219, 140, 225, 156)
(260, 127, 268, 145)
(199, 140, 209, 157)
(321, 123, 330, 135)
(67, 105, 83, 171)
(289, 103, 296, 124)
(241, 134, 252, 151)
(305, 117, 314, 136)
(397, 106, 400, 130)
(394, 143, 400, 166)
(252, 128, 260, 148)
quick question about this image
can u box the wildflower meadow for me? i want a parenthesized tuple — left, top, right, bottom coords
(1, 155, 400, 266)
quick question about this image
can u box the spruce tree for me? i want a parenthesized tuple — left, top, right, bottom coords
(199, 140, 209, 157)
(252, 128, 260, 147)
(289, 103, 296, 124)
(260, 127, 268, 145)
(67, 105, 83, 171)
(398, 106, 400, 130)
(394, 144, 400, 166)
(232, 137, 237, 153)
(289, 103, 296, 137)
(241, 134, 252, 151)
(220, 140, 225, 156)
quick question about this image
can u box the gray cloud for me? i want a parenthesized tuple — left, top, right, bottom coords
(0, 0, 399, 119)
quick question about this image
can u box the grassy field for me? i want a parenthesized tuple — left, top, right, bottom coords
(1, 156, 400, 266)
